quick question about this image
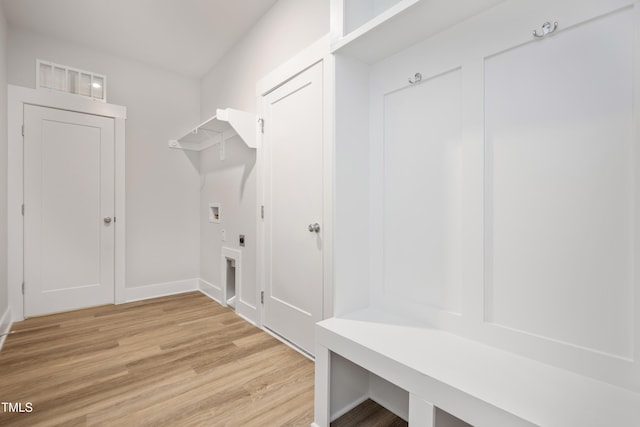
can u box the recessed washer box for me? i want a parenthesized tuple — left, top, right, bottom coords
(209, 203, 221, 223)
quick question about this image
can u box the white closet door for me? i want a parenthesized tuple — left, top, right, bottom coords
(24, 105, 115, 317)
(263, 61, 324, 355)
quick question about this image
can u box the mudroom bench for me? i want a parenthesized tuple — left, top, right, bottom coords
(312, 309, 640, 427)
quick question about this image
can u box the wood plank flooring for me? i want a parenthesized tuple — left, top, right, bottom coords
(0, 292, 407, 426)
(331, 400, 407, 427)
(0, 292, 314, 426)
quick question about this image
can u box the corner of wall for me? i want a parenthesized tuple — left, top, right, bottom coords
(0, 4, 10, 320)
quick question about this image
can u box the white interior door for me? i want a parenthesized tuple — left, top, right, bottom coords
(263, 61, 324, 355)
(24, 105, 115, 317)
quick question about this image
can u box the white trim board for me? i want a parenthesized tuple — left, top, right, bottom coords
(199, 278, 223, 304)
(123, 278, 199, 303)
(0, 306, 12, 351)
(8, 84, 127, 321)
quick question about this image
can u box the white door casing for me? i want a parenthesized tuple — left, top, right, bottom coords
(262, 61, 325, 355)
(23, 105, 115, 317)
(8, 86, 126, 323)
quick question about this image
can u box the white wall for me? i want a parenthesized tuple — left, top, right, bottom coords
(198, 0, 329, 320)
(200, 0, 329, 117)
(7, 28, 201, 292)
(0, 7, 8, 316)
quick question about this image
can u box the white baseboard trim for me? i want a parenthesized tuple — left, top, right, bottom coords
(331, 394, 369, 422)
(124, 278, 199, 303)
(236, 299, 259, 326)
(0, 305, 13, 351)
(199, 281, 260, 328)
(263, 326, 314, 361)
(198, 278, 222, 304)
(236, 310, 258, 327)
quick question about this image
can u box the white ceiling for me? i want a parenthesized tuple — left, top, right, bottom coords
(1, 0, 279, 78)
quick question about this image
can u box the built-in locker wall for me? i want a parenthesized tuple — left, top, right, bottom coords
(334, 0, 640, 393)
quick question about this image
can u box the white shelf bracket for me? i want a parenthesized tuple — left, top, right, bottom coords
(168, 107, 257, 152)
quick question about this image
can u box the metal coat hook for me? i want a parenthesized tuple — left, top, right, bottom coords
(408, 72, 422, 84)
(533, 21, 558, 38)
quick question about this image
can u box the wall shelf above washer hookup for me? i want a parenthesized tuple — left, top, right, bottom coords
(168, 108, 257, 151)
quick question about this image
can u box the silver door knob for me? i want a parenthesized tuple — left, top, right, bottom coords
(308, 223, 320, 233)
(104, 217, 112, 224)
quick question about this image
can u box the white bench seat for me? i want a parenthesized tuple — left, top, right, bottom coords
(313, 308, 640, 427)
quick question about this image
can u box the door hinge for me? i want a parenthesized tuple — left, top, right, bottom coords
(21, 204, 24, 216)
(21, 125, 24, 137)
(21, 282, 25, 294)
(261, 205, 264, 219)
(261, 291, 264, 304)
(258, 118, 264, 134)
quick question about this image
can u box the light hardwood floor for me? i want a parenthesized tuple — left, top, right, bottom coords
(0, 292, 315, 426)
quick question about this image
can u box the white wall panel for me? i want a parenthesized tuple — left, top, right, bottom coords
(484, 8, 635, 358)
(383, 68, 463, 313)
(355, 0, 640, 390)
(334, 54, 372, 316)
(40, 121, 102, 291)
